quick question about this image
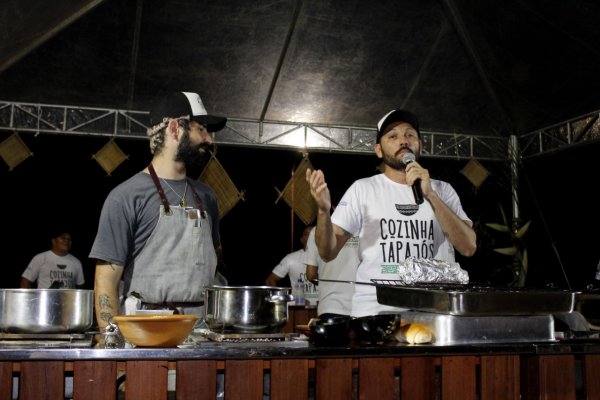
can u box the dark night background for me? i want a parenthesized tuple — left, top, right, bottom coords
(2, 131, 599, 293)
(3, 1, 600, 297)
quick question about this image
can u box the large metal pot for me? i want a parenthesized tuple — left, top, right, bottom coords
(204, 286, 293, 333)
(0, 289, 94, 333)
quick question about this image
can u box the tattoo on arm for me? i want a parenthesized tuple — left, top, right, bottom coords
(100, 311, 114, 325)
(97, 293, 115, 324)
(98, 294, 112, 309)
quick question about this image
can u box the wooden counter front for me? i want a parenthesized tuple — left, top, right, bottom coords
(1, 341, 599, 399)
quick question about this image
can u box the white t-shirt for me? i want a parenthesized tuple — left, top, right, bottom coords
(305, 228, 360, 316)
(331, 173, 471, 317)
(271, 249, 314, 299)
(22, 250, 85, 289)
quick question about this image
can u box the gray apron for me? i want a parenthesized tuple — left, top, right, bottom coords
(123, 164, 217, 317)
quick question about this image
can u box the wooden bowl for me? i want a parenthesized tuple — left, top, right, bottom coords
(112, 314, 199, 347)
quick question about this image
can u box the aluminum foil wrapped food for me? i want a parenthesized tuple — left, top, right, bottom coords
(397, 257, 469, 285)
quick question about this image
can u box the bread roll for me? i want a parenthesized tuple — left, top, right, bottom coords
(394, 323, 433, 344)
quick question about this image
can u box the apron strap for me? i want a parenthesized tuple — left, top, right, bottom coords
(148, 163, 207, 218)
(147, 163, 171, 214)
(187, 179, 207, 218)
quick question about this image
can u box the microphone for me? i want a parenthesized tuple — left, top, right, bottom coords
(402, 153, 424, 205)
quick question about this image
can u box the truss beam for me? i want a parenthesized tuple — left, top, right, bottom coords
(3, 100, 598, 161)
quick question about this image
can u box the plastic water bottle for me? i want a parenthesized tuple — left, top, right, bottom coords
(295, 278, 305, 305)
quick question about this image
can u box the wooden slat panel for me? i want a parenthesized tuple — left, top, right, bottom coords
(20, 361, 64, 400)
(521, 355, 540, 399)
(0, 362, 13, 400)
(480, 355, 520, 400)
(270, 359, 309, 400)
(582, 354, 600, 400)
(73, 360, 117, 400)
(522, 355, 576, 400)
(315, 358, 353, 400)
(176, 360, 217, 400)
(400, 357, 436, 399)
(441, 356, 477, 400)
(358, 357, 394, 399)
(2, 351, 598, 399)
(125, 360, 168, 400)
(225, 360, 264, 400)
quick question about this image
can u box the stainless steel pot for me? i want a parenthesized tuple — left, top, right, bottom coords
(0, 289, 94, 333)
(204, 286, 293, 333)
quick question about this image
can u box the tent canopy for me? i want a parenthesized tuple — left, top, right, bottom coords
(2, 0, 600, 143)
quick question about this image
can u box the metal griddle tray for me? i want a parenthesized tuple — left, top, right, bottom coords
(373, 280, 578, 315)
(401, 312, 556, 345)
(0, 332, 94, 348)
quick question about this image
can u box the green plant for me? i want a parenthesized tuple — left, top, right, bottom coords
(485, 205, 530, 287)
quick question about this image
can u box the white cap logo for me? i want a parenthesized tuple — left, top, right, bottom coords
(377, 110, 396, 132)
(182, 92, 208, 117)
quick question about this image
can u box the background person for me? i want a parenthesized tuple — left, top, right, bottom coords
(305, 216, 360, 319)
(266, 225, 316, 303)
(21, 230, 84, 289)
(306, 109, 477, 317)
(89, 91, 227, 330)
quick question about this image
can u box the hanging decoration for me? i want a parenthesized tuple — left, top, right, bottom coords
(275, 154, 317, 225)
(461, 158, 490, 188)
(198, 151, 244, 219)
(0, 132, 33, 170)
(92, 139, 129, 176)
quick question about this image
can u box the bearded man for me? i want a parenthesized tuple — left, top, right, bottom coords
(306, 109, 477, 317)
(90, 92, 227, 331)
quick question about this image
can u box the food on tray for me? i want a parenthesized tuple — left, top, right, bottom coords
(398, 257, 469, 285)
(394, 322, 433, 344)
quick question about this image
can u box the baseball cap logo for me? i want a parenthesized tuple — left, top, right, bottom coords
(182, 92, 208, 117)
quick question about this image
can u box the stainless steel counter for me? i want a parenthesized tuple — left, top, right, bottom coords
(1, 337, 600, 361)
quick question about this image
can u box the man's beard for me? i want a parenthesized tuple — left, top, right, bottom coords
(175, 129, 213, 170)
(381, 147, 418, 171)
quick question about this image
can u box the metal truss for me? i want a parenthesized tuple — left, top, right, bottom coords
(519, 110, 600, 158)
(2, 100, 598, 161)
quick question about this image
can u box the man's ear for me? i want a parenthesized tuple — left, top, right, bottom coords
(167, 119, 180, 140)
(374, 143, 383, 159)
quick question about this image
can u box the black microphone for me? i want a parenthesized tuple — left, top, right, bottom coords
(402, 153, 424, 205)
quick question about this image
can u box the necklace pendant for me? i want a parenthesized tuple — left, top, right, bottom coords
(180, 198, 187, 208)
